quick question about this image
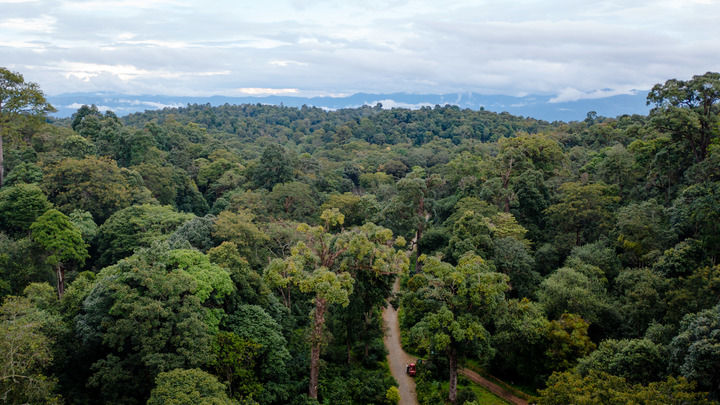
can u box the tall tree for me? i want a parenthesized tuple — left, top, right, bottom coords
(408, 254, 509, 403)
(30, 209, 88, 298)
(0, 68, 55, 186)
(264, 209, 407, 400)
(647, 72, 720, 163)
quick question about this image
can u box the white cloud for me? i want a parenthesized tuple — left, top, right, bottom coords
(549, 88, 639, 103)
(231, 88, 300, 96)
(54, 62, 230, 82)
(269, 60, 309, 67)
(367, 99, 434, 109)
(0, 15, 56, 33)
(2, 0, 719, 98)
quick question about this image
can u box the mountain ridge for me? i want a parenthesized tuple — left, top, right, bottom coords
(48, 91, 650, 122)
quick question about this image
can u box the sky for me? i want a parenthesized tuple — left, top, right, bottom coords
(2, 0, 719, 101)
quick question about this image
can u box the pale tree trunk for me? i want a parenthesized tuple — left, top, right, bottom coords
(448, 345, 458, 403)
(56, 263, 64, 299)
(308, 297, 327, 400)
(0, 134, 4, 187)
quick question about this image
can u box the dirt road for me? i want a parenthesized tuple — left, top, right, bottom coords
(383, 278, 419, 405)
(458, 368, 529, 405)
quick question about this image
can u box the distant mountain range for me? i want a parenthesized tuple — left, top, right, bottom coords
(48, 91, 650, 122)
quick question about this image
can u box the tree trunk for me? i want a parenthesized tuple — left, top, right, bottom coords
(448, 345, 458, 403)
(308, 297, 327, 400)
(0, 134, 4, 187)
(56, 263, 64, 299)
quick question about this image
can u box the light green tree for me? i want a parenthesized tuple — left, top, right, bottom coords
(147, 368, 236, 405)
(408, 254, 509, 403)
(0, 296, 61, 404)
(264, 209, 408, 400)
(30, 209, 88, 298)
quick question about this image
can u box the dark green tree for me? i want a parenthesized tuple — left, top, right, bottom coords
(0, 183, 51, 235)
(647, 72, 720, 163)
(0, 68, 55, 186)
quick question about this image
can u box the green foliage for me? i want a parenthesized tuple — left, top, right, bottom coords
(68, 209, 98, 242)
(5, 161, 43, 185)
(321, 192, 379, 227)
(222, 305, 291, 404)
(30, 209, 88, 268)
(148, 368, 236, 405)
(545, 182, 620, 246)
(168, 214, 217, 251)
(213, 210, 269, 267)
(669, 182, 720, 261)
(210, 331, 262, 402)
(648, 72, 720, 163)
(544, 313, 596, 371)
(669, 304, 720, 398)
(0, 67, 55, 186)
(614, 268, 669, 336)
(539, 371, 714, 405)
(385, 386, 400, 404)
(0, 182, 52, 235)
(538, 267, 611, 325)
(407, 254, 508, 402)
(491, 298, 550, 385)
(42, 157, 133, 222)
(78, 246, 232, 404)
(576, 338, 668, 384)
(268, 181, 317, 221)
(0, 295, 61, 404)
(251, 143, 295, 190)
(95, 204, 193, 267)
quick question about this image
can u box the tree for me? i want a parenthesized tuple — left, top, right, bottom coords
(0, 296, 60, 404)
(576, 338, 667, 385)
(212, 210, 269, 267)
(669, 182, 720, 262)
(407, 254, 509, 403)
(538, 267, 610, 326)
(0, 68, 55, 186)
(30, 209, 88, 298)
(42, 157, 133, 222)
(77, 247, 233, 404)
(209, 332, 262, 402)
(251, 144, 294, 190)
(267, 181, 317, 221)
(616, 199, 672, 266)
(147, 368, 236, 405)
(669, 304, 720, 398)
(539, 371, 714, 405)
(491, 298, 550, 385)
(544, 313, 596, 372)
(263, 209, 407, 400)
(647, 72, 720, 163)
(221, 305, 291, 404)
(95, 204, 193, 267)
(489, 133, 563, 212)
(0, 183, 51, 236)
(545, 182, 620, 246)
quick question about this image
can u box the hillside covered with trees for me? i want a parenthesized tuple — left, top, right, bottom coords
(1, 67, 719, 404)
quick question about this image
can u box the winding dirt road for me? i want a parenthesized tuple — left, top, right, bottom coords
(458, 368, 529, 405)
(383, 278, 419, 405)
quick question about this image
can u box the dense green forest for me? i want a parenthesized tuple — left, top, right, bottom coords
(1, 67, 719, 404)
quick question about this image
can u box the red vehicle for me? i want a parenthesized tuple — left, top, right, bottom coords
(405, 362, 416, 377)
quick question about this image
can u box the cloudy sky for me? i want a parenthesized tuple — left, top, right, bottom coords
(2, 0, 719, 100)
